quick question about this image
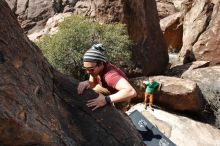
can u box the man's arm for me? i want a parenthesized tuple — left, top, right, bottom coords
(108, 78, 137, 103)
(77, 75, 98, 94)
(88, 75, 98, 88)
(86, 77, 137, 111)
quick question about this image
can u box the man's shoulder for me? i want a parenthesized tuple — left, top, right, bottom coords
(105, 62, 127, 79)
(106, 62, 118, 70)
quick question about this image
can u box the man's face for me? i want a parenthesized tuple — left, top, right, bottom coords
(83, 62, 101, 77)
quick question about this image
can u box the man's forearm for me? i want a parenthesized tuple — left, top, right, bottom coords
(88, 81, 97, 88)
(88, 75, 98, 88)
(108, 88, 136, 103)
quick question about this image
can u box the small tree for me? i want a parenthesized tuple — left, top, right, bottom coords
(37, 15, 132, 80)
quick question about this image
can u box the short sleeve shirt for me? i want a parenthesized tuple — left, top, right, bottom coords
(144, 81, 159, 93)
(99, 63, 128, 93)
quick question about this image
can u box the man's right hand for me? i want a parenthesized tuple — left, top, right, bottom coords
(77, 80, 90, 94)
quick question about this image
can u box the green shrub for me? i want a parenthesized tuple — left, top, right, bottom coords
(37, 15, 132, 80)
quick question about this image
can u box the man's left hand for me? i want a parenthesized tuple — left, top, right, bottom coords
(86, 93, 107, 111)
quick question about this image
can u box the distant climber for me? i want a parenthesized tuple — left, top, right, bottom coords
(143, 78, 160, 111)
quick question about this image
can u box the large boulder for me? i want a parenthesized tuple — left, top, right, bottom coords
(5, 0, 77, 33)
(0, 1, 144, 145)
(160, 12, 183, 52)
(156, 0, 177, 19)
(182, 66, 220, 128)
(28, 13, 72, 41)
(130, 76, 204, 113)
(123, 0, 169, 75)
(166, 61, 210, 77)
(192, 0, 220, 65)
(72, 0, 124, 23)
(6, 0, 58, 34)
(176, 0, 220, 65)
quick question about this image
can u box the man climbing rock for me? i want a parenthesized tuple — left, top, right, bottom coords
(77, 44, 137, 111)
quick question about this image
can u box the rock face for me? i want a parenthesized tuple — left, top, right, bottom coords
(177, 0, 220, 65)
(156, 0, 177, 19)
(0, 1, 144, 145)
(73, 0, 124, 23)
(6, 0, 57, 34)
(182, 66, 220, 128)
(5, 0, 78, 33)
(6, 0, 124, 33)
(166, 61, 210, 77)
(160, 12, 183, 52)
(192, 0, 220, 65)
(123, 0, 169, 75)
(28, 13, 72, 41)
(130, 76, 204, 113)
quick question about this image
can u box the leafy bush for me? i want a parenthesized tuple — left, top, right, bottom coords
(37, 15, 132, 79)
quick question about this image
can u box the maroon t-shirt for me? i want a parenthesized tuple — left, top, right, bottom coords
(98, 62, 128, 94)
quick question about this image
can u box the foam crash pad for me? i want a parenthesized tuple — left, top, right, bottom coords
(129, 110, 176, 146)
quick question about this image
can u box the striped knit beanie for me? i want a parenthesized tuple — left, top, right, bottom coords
(83, 44, 107, 62)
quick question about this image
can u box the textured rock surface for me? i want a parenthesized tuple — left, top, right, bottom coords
(167, 61, 210, 77)
(0, 1, 144, 145)
(182, 66, 220, 128)
(123, 0, 169, 75)
(127, 103, 220, 146)
(28, 13, 72, 41)
(160, 12, 183, 52)
(156, 0, 177, 19)
(6, 0, 57, 33)
(177, 0, 220, 65)
(192, 0, 220, 65)
(130, 76, 204, 113)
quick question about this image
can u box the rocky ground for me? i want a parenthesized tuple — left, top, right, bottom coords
(127, 103, 220, 146)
